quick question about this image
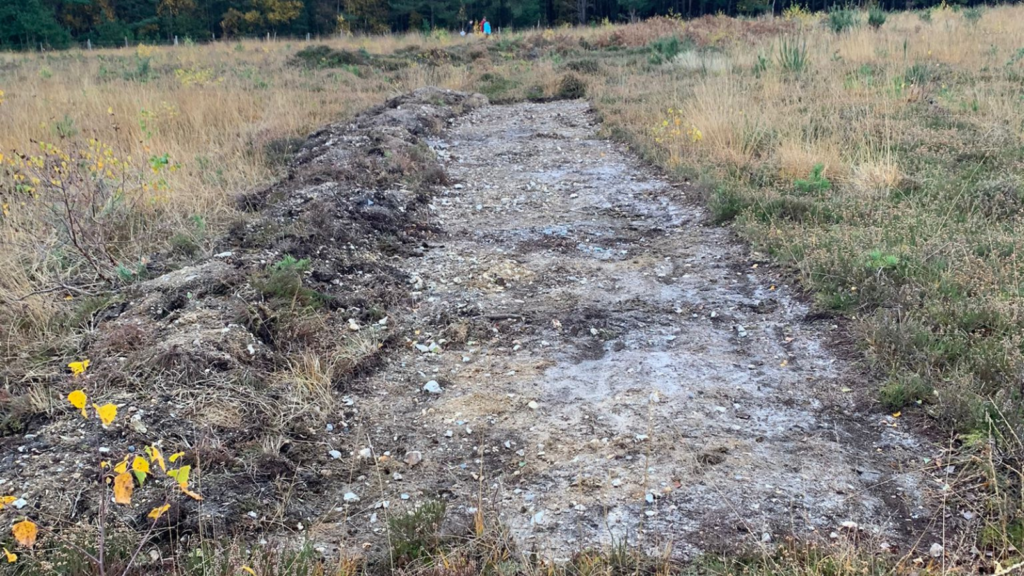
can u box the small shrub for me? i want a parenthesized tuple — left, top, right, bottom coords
(526, 84, 546, 101)
(751, 197, 840, 224)
(291, 45, 368, 69)
(880, 374, 933, 411)
(964, 7, 982, 25)
(168, 232, 200, 257)
(168, 215, 206, 258)
(52, 114, 78, 139)
(793, 163, 831, 195)
(566, 58, 600, 73)
(264, 136, 306, 168)
(868, 7, 887, 29)
(478, 72, 516, 103)
(864, 249, 899, 270)
(709, 186, 750, 224)
(257, 256, 324, 307)
(389, 500, 447, 564)
(557, 73, 587, 99)
(827, 9, 858, 33)
(753, 52, 770, 76)
(783, 4, 810, 20)
(904, 62, 940, 85)
(68, 295, 116, 329)
(918, 8, 932, 23)
(647, 35, 689, 65)
(123, 52, 153, 82)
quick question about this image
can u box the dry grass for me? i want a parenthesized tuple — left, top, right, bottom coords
(0, 33, 482, 354)
(588, 5, 1024, 435)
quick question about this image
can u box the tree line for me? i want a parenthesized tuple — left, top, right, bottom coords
(1, 0, 996, 50)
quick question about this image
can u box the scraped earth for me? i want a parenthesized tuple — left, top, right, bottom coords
(0, 90, 944, 563)
(325, 100, 941, 559)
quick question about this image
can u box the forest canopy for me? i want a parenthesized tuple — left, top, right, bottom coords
(0, 0, 998, 50)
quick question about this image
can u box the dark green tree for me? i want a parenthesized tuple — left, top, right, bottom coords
(0, 0, 70, 49)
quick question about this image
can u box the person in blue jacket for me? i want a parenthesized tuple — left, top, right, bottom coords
(483, 18, 491, 35)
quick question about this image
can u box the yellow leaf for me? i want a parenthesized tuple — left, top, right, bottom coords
(0, 496, 15, 510)
(3, 548, 16, 563)
(113, 457, 129, 475)
(131, 456, 150, 474)
(892, 411, 902, 418)
(146, 446, 166, 472)
(68, 390, 88, 418)
(68, 360, 90, 377)
(113, 472, 133, 505)
(92, 403, 117, 427)
(12, 520, 37, 548)
(242, 567, 257, 576)
(180, 485, 204, 501)
(168, 451, 184, 463)
(148, 503, 171, 520)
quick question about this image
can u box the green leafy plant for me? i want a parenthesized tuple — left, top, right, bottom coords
(964, 7, 982, 25)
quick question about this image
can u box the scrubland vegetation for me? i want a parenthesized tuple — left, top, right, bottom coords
(3, 4, 1024, 573)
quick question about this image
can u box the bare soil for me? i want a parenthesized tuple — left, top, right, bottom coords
(317, 99, 944, 559)
(0, 91, 947, 563)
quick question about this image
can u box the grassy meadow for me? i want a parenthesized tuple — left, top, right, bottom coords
(3, 4, 1024, 572)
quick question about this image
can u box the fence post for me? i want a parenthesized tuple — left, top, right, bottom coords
(87, 38, 92, 50)
(124, 36, 128, 48)
(306, 32, 310, 41)
(174, 35, 178, 46)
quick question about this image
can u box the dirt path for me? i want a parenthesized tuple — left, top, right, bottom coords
(326, 100, 940, 559)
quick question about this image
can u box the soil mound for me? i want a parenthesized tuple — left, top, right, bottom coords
(0, 87, 487, 537)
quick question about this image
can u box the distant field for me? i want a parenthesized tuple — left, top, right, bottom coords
(3, 4, 1024, 571)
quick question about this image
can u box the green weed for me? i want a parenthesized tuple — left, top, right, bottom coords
(776, 36, 808, 73)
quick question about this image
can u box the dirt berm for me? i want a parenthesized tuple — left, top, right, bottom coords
(0, 88, 947, 562)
